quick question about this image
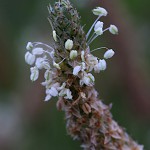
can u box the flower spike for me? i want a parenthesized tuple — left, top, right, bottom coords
(24, 1, 143, 150)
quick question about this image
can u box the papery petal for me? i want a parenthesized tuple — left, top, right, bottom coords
(64, 89, 72, 100)
(94, 63, 101, 73)
(44, 95, 52, 101)
(32, 48, 44, 55)
(81, 51, 85, 61)
(35, 58, 45, 69)
(26, 42, 33, 50)
(58, 83, 66, 91)
(99, 59, 107, 71)
(83, 76, 91, 86)
(80, 79, 84, 86)
(73, 66, 81, 76)
(50, 51, 55, 58)
(53, 61, 61, 69)
(53, 30, 57, 42)
(25, 51, 35, 65)
(44, 70, 52, 80)
(52, 82, 60, 89)
(81, 62, 86, 71)
(49, 87, 58, 97)
(42, 61, 50, 70)
(30, 66, 39, 81)
(41, 81, 50, 86)
(35, 58, 50, 69)
(87, 73, 95, 82)
(59, 88, 67, 97)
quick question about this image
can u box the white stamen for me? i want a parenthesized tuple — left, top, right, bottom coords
(104, 49, 115, 59)
(92, 7, 108, 16)
(109, 25, 118, 35)
(53, 61, 61, 69)
(53, 30, 57, 42)
(65, 39, 73, 50)
(94, 21, 104, 31)
(70, 50, 78, 60)
(99, 59, 107, 71)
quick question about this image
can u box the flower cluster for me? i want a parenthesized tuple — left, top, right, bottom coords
(25, 6, 117, 102)
(87, 7, 118, 45)
(25, 1, 144, 149)
(25, 41, 73, 101)
(71, 7, 117, 87)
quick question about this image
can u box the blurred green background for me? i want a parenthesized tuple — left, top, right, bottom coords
(0, 0, 150, 149)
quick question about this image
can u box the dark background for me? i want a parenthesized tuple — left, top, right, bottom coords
(0, 0, 150, 149)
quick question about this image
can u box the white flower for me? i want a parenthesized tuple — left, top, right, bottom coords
(32, 48, 44, 55)
(50, 51, 55, 58)
(44, 94, 52, 101)
(41, 80, 52, 87)
(81, 51, 85, 61)
(73, 62, 86, 76)
(87, 73, 95, 82)
(70, 50, 78, 60)
(92, 7, 108, 16)
(80, 72, 95, 86)
(53, 61, 61, 69)
(99, 59, 107, 71)
(35, 58, 50, 69)
(81, 62, 86, 71)
(58, 83, 66, 91)
(86, 54, 98, 71)
(65, 39, 73, 50)
(47, 87, 58, 97)
(94, 21, 104, 31)
(80, 92, 86, 99)
(80, 76, 89, 86)
(30, 66, 39, 81)
(64, 89, 72, 99)
(26, 42, 33, 50)
(52, 82, 60, 90)
(42, 62, 50, 70)
(109, 25, 118, 35)
(53, 30, 57, 42)
(44, 70, 52, 80)
(35, 58, 44, 69)
(104, 49, 115, 59)
(45, 87, 58, 101)
(59, 88, 72, 100)
(73, 66, 81, 76)
(94, 63, 101, 73)
(59, 88, 66, 97)
(25, 51, 36, 65)
(86, 54, 98, 66)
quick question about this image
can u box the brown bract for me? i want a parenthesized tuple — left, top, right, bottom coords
(57, 86, 143, 150)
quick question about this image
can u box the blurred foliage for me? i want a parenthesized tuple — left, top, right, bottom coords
(122, 0, 150, 21)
